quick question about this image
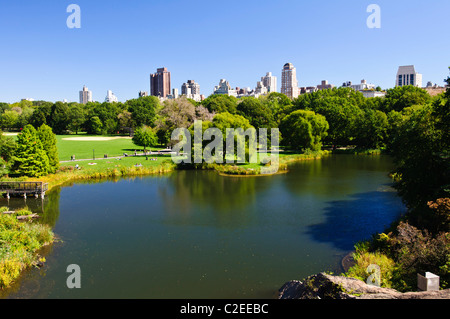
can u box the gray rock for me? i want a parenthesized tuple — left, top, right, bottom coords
(279, 273, 450, 299)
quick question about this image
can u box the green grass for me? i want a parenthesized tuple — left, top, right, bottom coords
(35, 154, 178, 191)
(60, 154, 175, 173)
(55, 135, 149, 161)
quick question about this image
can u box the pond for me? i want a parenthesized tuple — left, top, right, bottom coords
(1, 155, 406, 299)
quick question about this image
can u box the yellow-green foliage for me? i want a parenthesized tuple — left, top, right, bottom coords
(0, 209, 54, 289)
(345, 251, 396, 288)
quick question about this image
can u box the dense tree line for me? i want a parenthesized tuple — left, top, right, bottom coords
(0, 80, 445, 180)
(345, 70, 450, 291)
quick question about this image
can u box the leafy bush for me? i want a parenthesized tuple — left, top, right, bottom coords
(0, 211, 54, 289)
(345, 251, 396, 288)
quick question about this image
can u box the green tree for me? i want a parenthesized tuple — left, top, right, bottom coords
(67, 103, 86, 134)
(293, 88, 363, 147)
(17, 106, 34, 129)
(261, 92, 293, 124)
(201, 94, 238, 114)
(0, 131, 16, 163)
(390, 102, 449, 215)
(37, 124, 59, 174)
(49, 102, 70, 134)
(127, 96, 160, 128)
(210, 112, 255, 163)
(29, 102, 52, 128)
(0, 110, 19, 130)
(11, 125, 50, 177)
(86, 102, 121, 134)
(354, 109, 389, 149)
(280, 110, 329, 151)
(383, 85, 431, 112)
(236, 96, 276, 130)
(132, 125, 158, 151)
(86, 116, 103, 135)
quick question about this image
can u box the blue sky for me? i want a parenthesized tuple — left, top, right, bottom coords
(0, 0, 448, 103)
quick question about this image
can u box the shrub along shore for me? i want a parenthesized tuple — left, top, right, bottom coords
(0, 207, 54, 289)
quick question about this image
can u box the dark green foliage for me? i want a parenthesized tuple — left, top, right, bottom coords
(390, 103, 449, 214)
(280, 110, 329, 151)
(354, 109, 389, 149)
(236, 97, 276, 130)
(86, 116, 103, 135)
(49, 102, 70, 134)
(293, 88, 363, 147)
(37, 124, 59, 174)
(29, 102, 52, 128)
(382, 85, 431, 112)
(201, 94, 238, 114)
(126, 96, 159, 128)
(10, 125, 50, 177)
(132, 125, 158, 151)
(0, 132, 16, 163)
(67, 103, 86, 134)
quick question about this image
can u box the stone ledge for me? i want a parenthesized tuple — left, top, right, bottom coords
(279, 273, 450, 299)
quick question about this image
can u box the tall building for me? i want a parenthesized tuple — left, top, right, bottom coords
(150, 67, 171, 98)
(105, 90, 118, 103)
(181, 80, 200, 96)
(317, 80, 335, 90)
(281, 63, 299, 99)
(213, 79, 237, 97)
(79, 85, 93, 104)
(396, 65, 423, 88)
(261, 72, 277, 93)
(139, 91, 148, 98)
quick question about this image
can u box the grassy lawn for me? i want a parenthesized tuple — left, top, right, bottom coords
(59, 154, 175, 172)
(55, 135, 158, 161)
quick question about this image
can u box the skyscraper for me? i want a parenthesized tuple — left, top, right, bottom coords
(213, 79, 237, 97)
(181, 80, 200, 95)
(105, 90, 118, 103)
(150, 67, 171, 98)
(261, 72, 277, 93)
(281, 63, 298, 99)
(79, 85, 93, 104)
(396, 65, 423, 88)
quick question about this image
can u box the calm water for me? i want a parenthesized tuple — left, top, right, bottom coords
(1, 155, 406, 299)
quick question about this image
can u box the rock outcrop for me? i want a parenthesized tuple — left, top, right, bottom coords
(279, 273, 450, 299)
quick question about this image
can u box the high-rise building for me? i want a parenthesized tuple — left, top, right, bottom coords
(79, 85, 93, 104)
(281, 63, 299, 99)
(150, 67, 171, 98)
(396, 65, 422, 88)
(139, 91, 148, 98)
(105, 90, 118, 103)
(181, 80, 200, 95)
(213, 79, 237, 97)
(317, 80, 335, 90)
(261, 72, 277, 93)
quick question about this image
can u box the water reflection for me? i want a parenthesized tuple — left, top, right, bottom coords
(1, 155, 406, 299)
(158, 170, 267, 228)
(305, 191, 405, 251)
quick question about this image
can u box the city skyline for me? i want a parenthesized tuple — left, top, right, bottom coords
(1, 0, 449, 103)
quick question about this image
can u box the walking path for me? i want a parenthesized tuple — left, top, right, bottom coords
(59, 150, 176, 163)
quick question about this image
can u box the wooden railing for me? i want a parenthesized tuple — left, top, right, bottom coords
(0, 181, 48, 194)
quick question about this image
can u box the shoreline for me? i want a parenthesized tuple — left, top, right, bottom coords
(16, 150, 333, 193)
